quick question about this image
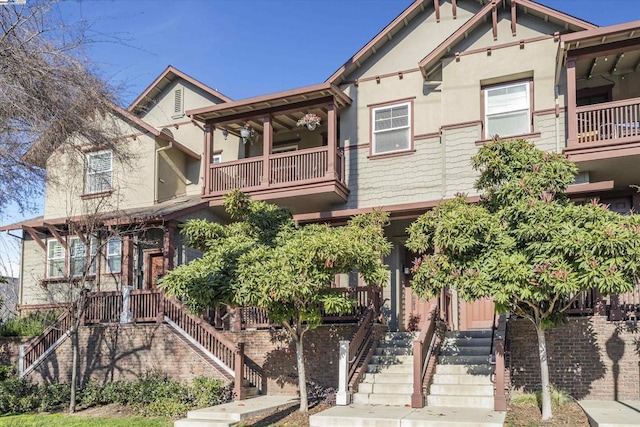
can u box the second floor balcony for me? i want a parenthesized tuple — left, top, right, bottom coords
(189, 84, 351, 214)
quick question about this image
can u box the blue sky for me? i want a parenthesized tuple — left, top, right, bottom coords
(1, 0, 640, 275)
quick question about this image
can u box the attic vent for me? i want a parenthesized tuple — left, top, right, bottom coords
(160, 128, 174, 139)
(173, 88, 183, 116)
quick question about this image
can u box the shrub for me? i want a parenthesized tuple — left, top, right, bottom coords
(39, 383, 71, 412)
(0, 313, 56, 337)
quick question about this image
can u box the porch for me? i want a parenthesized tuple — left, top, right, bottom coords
(189, 84, 351, 214)
(564, 22, 640, 163)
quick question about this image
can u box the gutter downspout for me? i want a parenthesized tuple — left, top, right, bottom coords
(555, 85, 561, 154)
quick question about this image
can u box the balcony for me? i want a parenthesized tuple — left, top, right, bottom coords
(188, 83, 351, 214)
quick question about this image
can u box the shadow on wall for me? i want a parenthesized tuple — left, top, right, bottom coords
(508, 318, 606, 400)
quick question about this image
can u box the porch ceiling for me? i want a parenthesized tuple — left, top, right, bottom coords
(575, 48, 640, 82)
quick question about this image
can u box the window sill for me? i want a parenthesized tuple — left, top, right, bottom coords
(475, 132, 541, 146)
(368, 149, 416, 160)
(39, 275, 96, 288)
(81, 190, 113, 200)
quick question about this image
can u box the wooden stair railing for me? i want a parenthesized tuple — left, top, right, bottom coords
(347, 306, 376, 391)
(411, 302, 440, 408)
(20, 309, 73, 377)
(162, 296, 266, 399)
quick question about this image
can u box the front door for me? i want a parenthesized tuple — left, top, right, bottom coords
(459, 298, 495, 330)
(144, 249, 164, 289)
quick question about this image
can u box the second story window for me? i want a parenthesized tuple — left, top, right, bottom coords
(47, 239, 65, 279)
(86, 151, 113, 194)
(106, 238, 122, 274)
(484, 81, 531, 138)
(372, 102, 411, 155)
(69, 237, 86, 277)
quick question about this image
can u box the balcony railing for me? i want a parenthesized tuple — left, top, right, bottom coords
(206, 146, 344, 196)
(573, 97, 640, 146)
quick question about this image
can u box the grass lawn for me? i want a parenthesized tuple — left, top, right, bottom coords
(0, 413, 171, 427)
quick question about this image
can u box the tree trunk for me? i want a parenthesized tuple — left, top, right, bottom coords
(295, 335, 308, 413)
(69, 326, 79, 413)
(534, 323, 552, 420)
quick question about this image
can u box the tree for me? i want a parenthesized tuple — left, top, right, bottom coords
(160, 191, 392, 412)
(0, 0, 123, 214)
(406, 139, 640, 420)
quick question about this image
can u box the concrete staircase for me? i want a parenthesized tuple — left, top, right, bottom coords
(427, 329, 495, 409)
(352, 331, 417, 406)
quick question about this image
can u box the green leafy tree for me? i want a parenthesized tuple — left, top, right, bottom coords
(406, 139, 640, 420)
(161, 191, 391, 412)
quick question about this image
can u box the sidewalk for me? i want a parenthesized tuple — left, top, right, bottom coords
(578, 401, 640, 427)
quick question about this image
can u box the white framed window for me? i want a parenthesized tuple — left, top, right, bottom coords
(88, 237, 98, 275)
(106, 238, 122, 274)
(47, 239, 66, 279)
(372, 102, 411, 155)
(484, 81, 531, 138)
(86, 151, 113, 194)
(69, 237, 86, 277)
(212, 154, 222, 164)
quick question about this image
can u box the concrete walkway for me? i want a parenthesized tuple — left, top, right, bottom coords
(579, 401, 640, 427)
(309, 404, 505, 427)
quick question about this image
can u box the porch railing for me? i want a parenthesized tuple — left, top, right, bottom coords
(20, 309, 73, 377)
(207, 146, 343, 196)
(574, 97, 640, 145)
(411, 303, 441, 408)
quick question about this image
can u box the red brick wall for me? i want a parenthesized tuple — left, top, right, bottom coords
(27, 324, 229, 385)
(222, 324, 355, 395)
(507, 316, 640, 400)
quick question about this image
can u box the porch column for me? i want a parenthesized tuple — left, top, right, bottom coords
(163, 223, 176, 273)
(327, 102, 337, 180)
(566, 57, 578, 147)
(262, 115, 272, 186)
(122, 236, 133, 287)
(203, 124, 213, 194)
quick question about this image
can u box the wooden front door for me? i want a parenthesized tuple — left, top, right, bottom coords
(144, 249, 164, 289)
(459, 297, 495, 330)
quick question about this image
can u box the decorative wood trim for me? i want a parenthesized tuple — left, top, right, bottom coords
(533, 107, 565, 116)
(368, 149, 416, 160)
(343, 143, 370, 151)
(434, 0, 440, 23)
(366, 97, 417, 108)
(475, 132, 541, 146)
(24, 226, 45, 251)
(492, 2, 498, 41)
(80, 190, 113, 200)
(339, 68, 421, 87)
(446, 35, 553, 61)
(414, 132, 441, 141)
(441, 120, 483, 131)
(452, 0, 457, 19)
(44, 224, 66, 249)
(566, 181, 615, 195)
(568, 38, 640, 61)
(511, 0, 517, 36)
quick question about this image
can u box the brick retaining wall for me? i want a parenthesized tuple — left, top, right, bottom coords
(507, 316, 640, 400)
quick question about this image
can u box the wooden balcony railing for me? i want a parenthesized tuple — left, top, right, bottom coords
(207, 146, 344, 196)
(573, 97, 640, 145)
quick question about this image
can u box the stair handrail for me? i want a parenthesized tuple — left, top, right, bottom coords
(162, 296, 266, 399)
(347, 305, 376, 386)
(492, 313, 507, 411)
(410, 302, 440, 408)
(20, 308, 73, 376)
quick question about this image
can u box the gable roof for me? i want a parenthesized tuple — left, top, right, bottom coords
(128, 65, 232, 115)
(327, 0, 597, 85)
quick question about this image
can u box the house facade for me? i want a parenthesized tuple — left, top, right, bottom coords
(2, 0, 640, 405)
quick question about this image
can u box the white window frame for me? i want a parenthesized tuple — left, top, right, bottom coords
(371, 101, 412, 155)
(68, 237, 87, 277)
(85, 150, 113, 194)
(483, 80, 531, 139)
(46, 239, 66, 279)
(212, 154, 222, 164)
(106, 238, 122, 274)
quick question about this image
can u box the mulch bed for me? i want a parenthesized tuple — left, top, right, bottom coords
(505, 401, 590, 427)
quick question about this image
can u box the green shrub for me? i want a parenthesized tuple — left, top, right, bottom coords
(190, 377, 226, 408)
(0, 313, 56, 337)
(510, 386, 572, 408)
(0, 365, 16, 381)
(0, 378, 39, 414)
(39, 383, 71, 412)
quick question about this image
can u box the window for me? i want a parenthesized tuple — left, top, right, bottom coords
(106, 238, 122, 273)
(372, 102, 411, 155)
(69, 237, 86, 277)
(484, 81, 531, 138)
(47, 240, 65, 279)
(212, 154, 222, 164)
(86, 151, 113, 194)
(88, 237, 98, 275)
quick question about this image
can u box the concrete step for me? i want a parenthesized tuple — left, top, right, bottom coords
(439, 346, 491, 356)
(435, 364, 493, 375)
(178, 395, 298, 425)
(384, 332, 419, 341)
(310, 405, 505, 427)
(430, 384, 494, 396)
(367, 363, 413, 374)
(438, 355, 491, 365)
(442, 337, 492, 347)
(427, 394, 494, 409)
(353, 391, 411, 406)
(174, 420, 232, 427)
(445, 330, 492, 339)
(378, 339, 414, 348)
(432, 373, 493, 385)
(362, 372, 413, 384)
(357, 381, 413, 394)
(375, 346, 413, 356)
(371, 354, 413, 365)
